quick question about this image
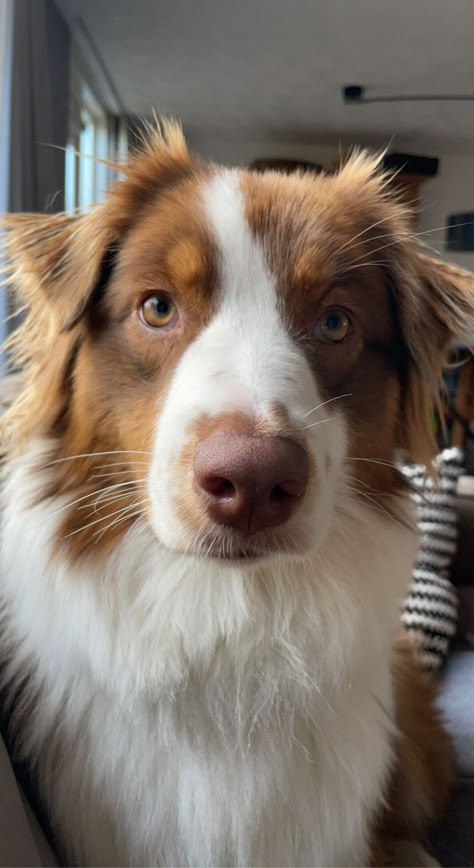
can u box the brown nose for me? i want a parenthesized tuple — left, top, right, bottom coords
(194, 433, 308, 533)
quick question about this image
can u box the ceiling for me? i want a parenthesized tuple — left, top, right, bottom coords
(56, 0, 474, 153)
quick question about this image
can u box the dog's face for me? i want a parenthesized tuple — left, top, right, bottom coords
(3, 125, 473, 562)
(122, 168, 403, 560)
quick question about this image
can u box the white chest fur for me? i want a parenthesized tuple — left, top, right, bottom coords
(0, 455, 416, 867)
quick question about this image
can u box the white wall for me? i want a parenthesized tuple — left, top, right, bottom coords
(186, 128, 338, 171)
(418, 155, 474, 271)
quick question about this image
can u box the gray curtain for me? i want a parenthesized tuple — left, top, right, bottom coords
(8, 0, 70, 214)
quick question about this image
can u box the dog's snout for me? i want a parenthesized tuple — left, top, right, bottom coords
(194, 433, 309, 533)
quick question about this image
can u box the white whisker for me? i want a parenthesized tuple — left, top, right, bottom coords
(301, 393, 352, 420)
(94, 502, 149, 542)
(80, 490, 146, 515)
(48, 478, 149, 518)
(348, 219, 474, 267)
(345, 456, 399, 469)
(61, 501, 146, 539)
(44, 450, 152, 468)
(332, 259, 393, 276)
(48, 486, 132, 517)
(332, 208, 414, 258)
(92, 461, 150, 473)
(300, 417, 333, 432)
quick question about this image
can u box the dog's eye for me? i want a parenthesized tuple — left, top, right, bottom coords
(317, 308, 351, 343)
(140, 294, 176, 329)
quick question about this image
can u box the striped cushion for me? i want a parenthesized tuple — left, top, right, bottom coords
(400, 448, 464, 671)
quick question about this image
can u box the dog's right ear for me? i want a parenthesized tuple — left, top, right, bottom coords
(2, 209, 115, 332)
(3, 120, 193, 333)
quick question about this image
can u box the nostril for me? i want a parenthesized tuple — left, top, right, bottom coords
(205, 476, 236, 499)
(269, 484, 289, 503)
(271, 479, 305, 500)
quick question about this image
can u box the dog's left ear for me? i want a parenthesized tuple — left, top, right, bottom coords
(396, 251, 474, 464)
(2, 209, 115, 332)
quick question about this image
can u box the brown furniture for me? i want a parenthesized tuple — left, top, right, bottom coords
(249, 157, 323, 174)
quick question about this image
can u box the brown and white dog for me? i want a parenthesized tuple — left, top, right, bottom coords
(1, 124, 472, 867)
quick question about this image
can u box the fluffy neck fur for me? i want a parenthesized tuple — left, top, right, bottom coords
(1, 441, 417, 866)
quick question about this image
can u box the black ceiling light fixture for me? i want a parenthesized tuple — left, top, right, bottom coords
(343, 84, 474, 104)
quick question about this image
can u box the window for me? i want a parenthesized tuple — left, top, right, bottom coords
(65, 72, 110, 213)
(65, 40, 129, 215)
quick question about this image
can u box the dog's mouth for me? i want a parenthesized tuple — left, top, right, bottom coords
(187, 528, 302, 563)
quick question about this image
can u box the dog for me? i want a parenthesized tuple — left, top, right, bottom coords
(1, 123, 472, 867)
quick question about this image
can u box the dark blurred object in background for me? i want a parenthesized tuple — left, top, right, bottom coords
(250, 157, 324, 175)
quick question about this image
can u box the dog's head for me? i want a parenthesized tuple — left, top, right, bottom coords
(3, 124, 473, 562)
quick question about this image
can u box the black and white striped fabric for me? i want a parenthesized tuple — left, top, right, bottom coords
(400, 448, 464, 671)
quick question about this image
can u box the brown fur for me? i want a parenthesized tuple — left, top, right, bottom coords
(371, 636, 456, 864)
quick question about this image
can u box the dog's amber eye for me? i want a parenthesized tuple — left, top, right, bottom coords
(317, 308, 351, 343)
(140, 294, 176, 328)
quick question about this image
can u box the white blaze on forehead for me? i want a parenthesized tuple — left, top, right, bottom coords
(200, 170, 311, 412)
(203, 170, 279, 320)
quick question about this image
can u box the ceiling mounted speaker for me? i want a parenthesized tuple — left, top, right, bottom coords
(343, 84, 474, 104)
(343, 85, 364, 103)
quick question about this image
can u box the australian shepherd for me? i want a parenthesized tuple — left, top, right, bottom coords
(1, 123, 472, 866)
